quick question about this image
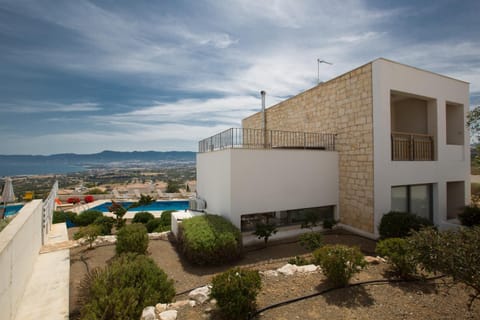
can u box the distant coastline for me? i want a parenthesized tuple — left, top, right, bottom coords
(0, 163, 86, 177)
(0, 150, 196, 177)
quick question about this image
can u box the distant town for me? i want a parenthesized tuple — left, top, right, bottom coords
(4, 156, 196, 201)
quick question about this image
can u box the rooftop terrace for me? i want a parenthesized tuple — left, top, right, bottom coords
(198, 128, 336, 153)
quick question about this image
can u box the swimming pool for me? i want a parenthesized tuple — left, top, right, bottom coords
(4, 204, 24, 217)
(90, 200, 189, 213)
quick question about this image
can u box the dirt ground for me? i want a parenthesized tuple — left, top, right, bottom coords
(69, 229, 479, 319)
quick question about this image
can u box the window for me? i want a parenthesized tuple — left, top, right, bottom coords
(446, 102, 464, 145)
(391, 184, 432, 220)
(446, 181, 465, 219)
(240, 206, 334, 232)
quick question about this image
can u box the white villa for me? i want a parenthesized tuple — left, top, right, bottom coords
(196, 58, 470, 239)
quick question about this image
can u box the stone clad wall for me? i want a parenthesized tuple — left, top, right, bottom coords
(242, 63, 374, 233)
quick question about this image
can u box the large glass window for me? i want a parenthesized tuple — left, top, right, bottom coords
(240, 206, 334, 232)
(391, 184, 432, 221)
(391, 186, 408, 212)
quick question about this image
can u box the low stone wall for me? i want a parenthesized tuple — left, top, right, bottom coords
(0, 200, 43, 320)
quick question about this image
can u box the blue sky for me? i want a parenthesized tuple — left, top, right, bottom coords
(0, 0, 479, 155)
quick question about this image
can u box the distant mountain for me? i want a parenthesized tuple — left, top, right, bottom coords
(0, 151, 196, 176)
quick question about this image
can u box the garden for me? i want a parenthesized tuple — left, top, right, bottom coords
(64, 205, 480, 320)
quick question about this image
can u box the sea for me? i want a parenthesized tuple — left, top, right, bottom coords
(0, 163, 86, 177)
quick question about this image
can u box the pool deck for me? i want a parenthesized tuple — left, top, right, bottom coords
(14, 223, 70, 320)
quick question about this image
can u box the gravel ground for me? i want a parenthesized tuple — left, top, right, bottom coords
(69, 229, 480, 319)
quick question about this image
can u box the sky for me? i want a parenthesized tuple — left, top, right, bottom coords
(0, 0, 479, 155)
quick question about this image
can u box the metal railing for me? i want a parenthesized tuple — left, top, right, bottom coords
(42, 180, 58, 244)
(199, 128, 336, 153)
(391, 132, 434, 161)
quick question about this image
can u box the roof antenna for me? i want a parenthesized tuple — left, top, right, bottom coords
(317, 58, 333, 84)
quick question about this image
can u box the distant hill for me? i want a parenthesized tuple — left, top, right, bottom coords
(0, 151, 196, 176)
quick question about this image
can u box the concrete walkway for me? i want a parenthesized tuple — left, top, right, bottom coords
(14, 223, 70, 320)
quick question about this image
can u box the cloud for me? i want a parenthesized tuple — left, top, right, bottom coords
(0, 0, 478, 154)
(0, 101, 101, 113)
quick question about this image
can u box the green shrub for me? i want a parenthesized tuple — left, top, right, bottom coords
(0, 218, 11, 232)
(146, 218, 162, 233)
(299, 232, 323, 251)
(116, 223, 149, 255)
(93, 216, 115, 235)
(409, 227, 480, 305)
(74, 224, 102, 249)
(313, 245, 366, 287)
(178, 214, 242, 265)
(378, 211, 433, 239)
(145, 211, 172, 233)
(79, 253, 175, 320)
(145, 217, 170, 233)
(52, 210, 77, 224)
(458, 205, 480, 227)
(210, 268, 261, 320)
(288, 255, 310, 266)
(253, 223, 277, 246)
(75, 210, 104, 226)
(322, 218, 337, 230)
(376, 237, 417, 279)
(159, 210, 173, 227)
(471, 183, 480, 197)
(132, 211, 155, 224)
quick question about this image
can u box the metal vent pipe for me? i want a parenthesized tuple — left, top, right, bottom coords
(261, 90, 267, 147)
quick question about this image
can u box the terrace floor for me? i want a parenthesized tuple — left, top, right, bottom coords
(14, 223, 69, 320)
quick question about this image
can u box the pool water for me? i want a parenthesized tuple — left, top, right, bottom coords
(91, 200, 189, 212)
(4, 204, 24, 217)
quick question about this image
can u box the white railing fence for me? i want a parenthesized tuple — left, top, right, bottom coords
(42, 180, 58, 244)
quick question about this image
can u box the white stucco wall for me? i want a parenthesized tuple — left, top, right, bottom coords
(0, 200, 43, 320)
(197, 149, 339, 229)
(372, 58, 470, 235)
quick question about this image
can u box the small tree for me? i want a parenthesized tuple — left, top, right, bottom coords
(129, 194, 154, 209)
(108, 200, 127, 229)
(74, 224, 101, 249)
(301, 210, 320, 229)
(299, 232, 323, 251)
(253, 223, 277, 246)
(409, 227, 480, 307)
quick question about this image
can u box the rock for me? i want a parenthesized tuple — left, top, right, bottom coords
(295, 264, 318, 273)
(141, 306, 156, 320)
(148, 232, 169, 240)
(188, 300, 196, 307)
(365, 256, 385, 264)
(168, 300, 190, 309)
(204, 307, 213, 313)
(261, 270, 279, 277)
(155, 303, 167, 313)
(188, 285, 211, 304)
(277, 263, 297, 276)
(210, 298, 217, 305)
(159, 310, 177, 320)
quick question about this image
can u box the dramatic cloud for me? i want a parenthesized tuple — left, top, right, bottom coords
(0, 0, 478, 154)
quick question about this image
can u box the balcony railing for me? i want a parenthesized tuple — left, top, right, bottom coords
(199, 128, 336, 153)
(391, 132, 434, 161)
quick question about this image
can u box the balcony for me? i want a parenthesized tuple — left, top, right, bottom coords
(198, 128, 336, 153)
(391, 132, 434, 161)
